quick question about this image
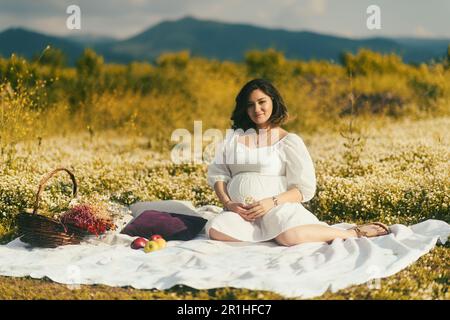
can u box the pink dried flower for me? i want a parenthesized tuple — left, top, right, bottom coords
(61, 203, 115, 236)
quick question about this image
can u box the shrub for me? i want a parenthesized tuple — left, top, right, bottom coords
(342, 49, 408, 76)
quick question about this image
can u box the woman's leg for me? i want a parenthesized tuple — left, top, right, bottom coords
(275, 224, 364, 246)
(209, 228, 242, 242)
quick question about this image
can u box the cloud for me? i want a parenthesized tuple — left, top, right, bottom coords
(414, 25, 434, 38)
(0, 0, 448, 39)
(308, 0, 326, 16)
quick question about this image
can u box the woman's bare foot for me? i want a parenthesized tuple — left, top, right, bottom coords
(347, 222, 390, 238)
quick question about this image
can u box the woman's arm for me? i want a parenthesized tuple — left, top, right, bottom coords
(274, 187, 303, 205)
(214, 181, 254, 221)
(213, 181, 232, 208)
(283, 134, 317, 202)
(244, 187, 303, 220)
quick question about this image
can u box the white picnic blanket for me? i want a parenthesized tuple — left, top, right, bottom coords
(0, 200, 448, 299)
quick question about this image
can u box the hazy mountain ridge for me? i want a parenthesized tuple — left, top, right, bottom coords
(1, 16, 448, 64)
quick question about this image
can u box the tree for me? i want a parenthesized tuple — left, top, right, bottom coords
(76, 48, 104, 78)
(245, 48, 286, 81)
(156, 50, 190, 69)
(70, 49, 105, 114)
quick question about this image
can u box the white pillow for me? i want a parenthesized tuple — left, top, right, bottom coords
(129, 200, 223, 221)
(130, 200, 198, 217)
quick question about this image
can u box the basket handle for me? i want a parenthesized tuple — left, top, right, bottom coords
(32, 167, 78, 215)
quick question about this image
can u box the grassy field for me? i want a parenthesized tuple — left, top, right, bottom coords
(0, 49, 449, 299)
(0, 116, 448, 299)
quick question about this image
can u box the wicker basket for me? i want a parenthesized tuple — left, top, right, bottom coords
(17, 167, 88, 248)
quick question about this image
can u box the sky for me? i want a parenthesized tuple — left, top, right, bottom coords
(0, 0, 449, 39)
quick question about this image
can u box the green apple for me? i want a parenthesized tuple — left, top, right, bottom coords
(144, 240, 160, 253)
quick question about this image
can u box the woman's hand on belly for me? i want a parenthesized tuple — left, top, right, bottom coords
(244, 197, 275, 221)
(225, 201, 255, 222)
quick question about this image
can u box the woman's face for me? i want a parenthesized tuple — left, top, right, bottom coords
(246, 89, 273, 128)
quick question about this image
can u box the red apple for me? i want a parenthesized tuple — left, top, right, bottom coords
(131, 237, 148, 249)
(151, 234, 163, 241)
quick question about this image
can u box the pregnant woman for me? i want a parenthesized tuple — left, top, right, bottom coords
(205, 78, 390, 246)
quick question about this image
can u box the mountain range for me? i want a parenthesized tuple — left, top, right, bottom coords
(1, 16, 448, 65)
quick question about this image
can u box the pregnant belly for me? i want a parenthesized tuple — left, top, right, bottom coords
(227, 172, 287, 204)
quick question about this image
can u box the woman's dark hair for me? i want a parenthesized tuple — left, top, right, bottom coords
(230, 78, 289, 131)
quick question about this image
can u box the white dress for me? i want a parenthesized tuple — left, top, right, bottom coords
(205, 130, 328, 242)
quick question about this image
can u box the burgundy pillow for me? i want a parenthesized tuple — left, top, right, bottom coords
(120, 210, 207, 241)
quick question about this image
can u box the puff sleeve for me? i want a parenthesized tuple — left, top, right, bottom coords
(282, 134, 317, 202)
(207, 139, 232, 188)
